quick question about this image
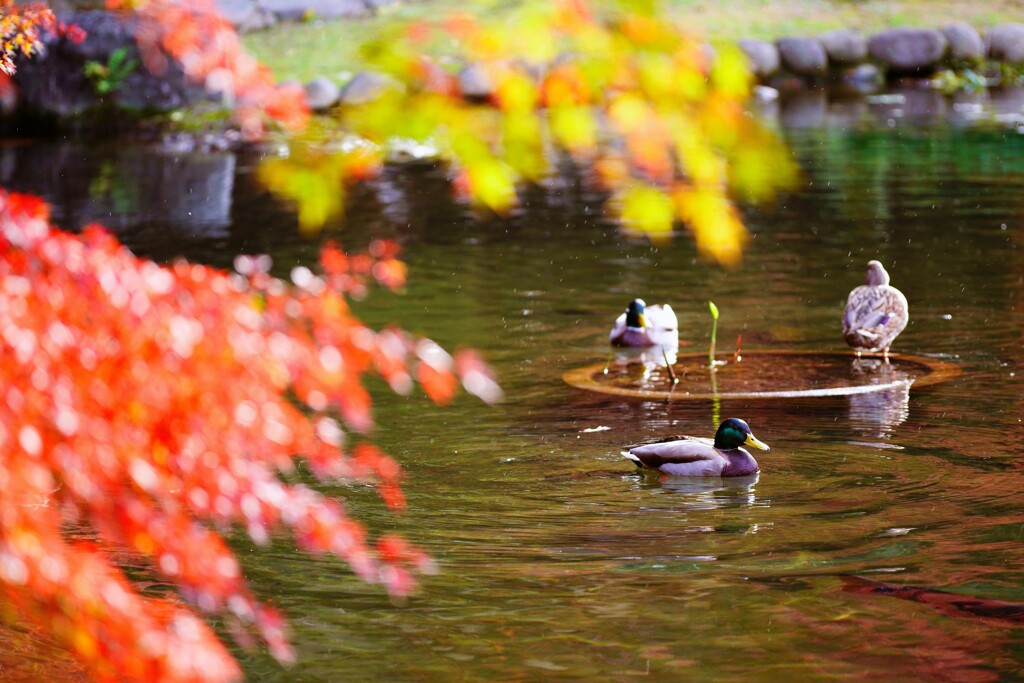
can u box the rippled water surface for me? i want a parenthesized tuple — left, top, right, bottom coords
(6, 92, 1024, 681)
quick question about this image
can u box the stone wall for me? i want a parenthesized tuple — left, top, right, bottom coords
(739, 23, 1024, 93)
(301, 21, 1024, 113)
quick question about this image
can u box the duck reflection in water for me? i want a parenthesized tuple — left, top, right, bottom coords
(848, 358, 912, 441)
(610, 344, 678, 377)
(635, 473, 761, 511)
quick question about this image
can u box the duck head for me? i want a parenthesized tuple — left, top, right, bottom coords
(714, 418, 770, 451)
(625, 298, 647, 329)
(865, 260, 891, 286)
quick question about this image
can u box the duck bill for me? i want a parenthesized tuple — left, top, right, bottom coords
(637, 313, 647, 328)
(744, 433, 770, 451)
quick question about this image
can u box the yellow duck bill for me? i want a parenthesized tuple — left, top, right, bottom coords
(745, 433, 770, 451)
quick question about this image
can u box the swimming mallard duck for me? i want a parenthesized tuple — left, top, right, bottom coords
(622, 418, 770, 477)
(609, 298, 679, 348)
(842, 260, 909, 359)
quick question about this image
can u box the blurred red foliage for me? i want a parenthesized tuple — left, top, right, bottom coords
(105, 0, 308, 137)
(0, 190, 500, 680)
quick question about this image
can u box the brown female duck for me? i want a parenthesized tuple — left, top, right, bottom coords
(842, 260, 909, 359)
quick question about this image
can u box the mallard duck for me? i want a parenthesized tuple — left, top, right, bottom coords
(842, 260, 909, 359)
(622, 418, 770, 477)
(609, 298, 678, 348)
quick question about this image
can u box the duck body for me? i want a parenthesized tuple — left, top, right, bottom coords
(842, 260, 908, 357)
(622, 418, 769, 477)
(609, 298, 678, 348)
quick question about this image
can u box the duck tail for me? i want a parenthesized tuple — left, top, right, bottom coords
(621, 450, 644, 468)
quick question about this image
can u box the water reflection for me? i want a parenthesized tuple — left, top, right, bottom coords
(841, 575, 1024, 626)
(6, 88, 1024, 683)
(756, 85, 1024, 131)
(847, 358, 912, 442)
(0, 142, 235, 238)
(610, 344, 677, 371)
(635, 472, 761, 511)
(991, 87, 1024, 126)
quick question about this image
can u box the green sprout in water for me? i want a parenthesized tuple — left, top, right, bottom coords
(708, 300, 719, 367)
(707, 300, 722, 425)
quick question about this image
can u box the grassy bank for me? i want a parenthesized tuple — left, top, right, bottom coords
(671, 0, 1023, 40)
(244, 0, 1023, 83)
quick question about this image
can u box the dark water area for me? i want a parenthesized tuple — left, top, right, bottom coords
(4, 88, 1024, 681)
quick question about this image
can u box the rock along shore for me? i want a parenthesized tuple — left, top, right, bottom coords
(5, 4, 1024, 130)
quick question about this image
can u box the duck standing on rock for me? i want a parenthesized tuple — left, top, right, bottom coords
(622, 418, 770, 477)
(609, 298, 679, 348)
(842, 260, 909, 359)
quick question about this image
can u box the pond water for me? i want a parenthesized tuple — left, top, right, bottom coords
(5, 87, 1024, 681)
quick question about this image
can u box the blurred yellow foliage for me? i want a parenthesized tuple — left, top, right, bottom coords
(550, 105, 597, 155)
(621, 183, 674, 244)
(466, 159, 518, 211)
(258, 130, 382, 233)
(673, 186, 748, 266)
(260, 0, 798, 265)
